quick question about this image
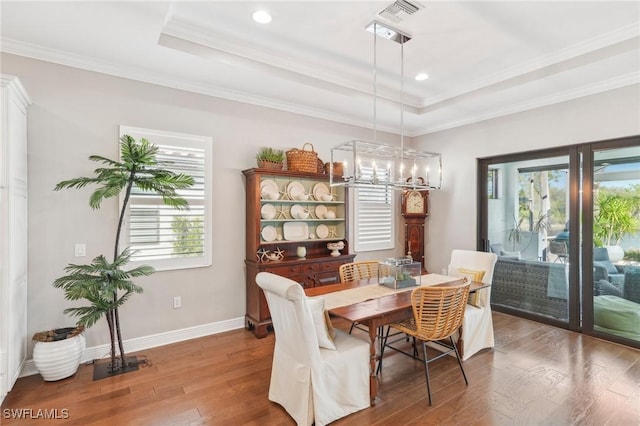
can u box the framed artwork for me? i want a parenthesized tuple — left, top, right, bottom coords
(488, 169, 499, 199)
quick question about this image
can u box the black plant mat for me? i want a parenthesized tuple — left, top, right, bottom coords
(92, 356, 141, 381)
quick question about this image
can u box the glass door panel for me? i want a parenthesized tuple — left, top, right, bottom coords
(487, 155, 571, 323)
(589, 146, 640, 343)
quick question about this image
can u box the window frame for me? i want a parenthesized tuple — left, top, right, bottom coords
(353, 175, 396, 252)
(119, 126, 212, 271)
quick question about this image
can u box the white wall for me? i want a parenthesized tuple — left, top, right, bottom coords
(2, 52, 639, 361)
(415, 85, 640, 273)
(0, 53, 405, 358)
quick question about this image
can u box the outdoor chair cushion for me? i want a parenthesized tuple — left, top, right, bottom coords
(594, 295, 640, 340)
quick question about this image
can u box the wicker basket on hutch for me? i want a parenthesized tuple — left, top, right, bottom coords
(286, 143, 319, 173)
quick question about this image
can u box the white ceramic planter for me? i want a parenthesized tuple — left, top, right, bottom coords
(605, 245, 625, 262)
(33, 334, 86, 381)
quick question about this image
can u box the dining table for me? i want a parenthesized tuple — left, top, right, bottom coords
(305, 274, 490, 405)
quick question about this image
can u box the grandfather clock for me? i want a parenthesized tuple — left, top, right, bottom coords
(401, 189, 429, 273)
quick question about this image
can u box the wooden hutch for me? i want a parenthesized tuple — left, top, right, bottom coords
(243, 168, 355, 338)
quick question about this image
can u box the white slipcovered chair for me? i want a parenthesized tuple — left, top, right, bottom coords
(256, 272, 370, 426)
(447, 249, 498, 361)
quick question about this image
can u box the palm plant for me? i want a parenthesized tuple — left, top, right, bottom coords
(53, 135, 194, 373)
(594, 194, 639, 246)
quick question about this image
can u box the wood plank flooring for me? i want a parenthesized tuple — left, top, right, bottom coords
(2, 312, 639, 425)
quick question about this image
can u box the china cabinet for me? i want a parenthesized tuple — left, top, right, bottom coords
(243, 168, 355, 338)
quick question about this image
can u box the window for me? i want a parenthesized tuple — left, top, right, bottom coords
(353, 166, 395, 252)
(119, 126, 212, 271)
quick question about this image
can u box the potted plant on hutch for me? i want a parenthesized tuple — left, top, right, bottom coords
(256, 147, 285, 170)
(50, 135, 194, 380)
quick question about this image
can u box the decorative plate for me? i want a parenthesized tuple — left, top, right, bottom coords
(261, 204, 276, 220)
(316, 224, 329, 239)
(290, 204, 306, 219)
(313, 183, 331, 200)
(260, 179, 279, 192)
(261, 225, 277, 242)
(287, 181, 306, 200)
(283, 222, 309, 241)
(260, 179, 280, 199)
(315, 204, 328, 219)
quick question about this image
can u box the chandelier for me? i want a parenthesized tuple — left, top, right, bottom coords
(330, 21, 442, 190)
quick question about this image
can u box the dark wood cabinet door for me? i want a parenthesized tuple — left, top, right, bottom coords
(405, 219, 426, 273)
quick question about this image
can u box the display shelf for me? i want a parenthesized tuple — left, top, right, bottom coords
(259, 238, 344, 245)
(260, 219, 345, 222)
(242, 168, 354, 338)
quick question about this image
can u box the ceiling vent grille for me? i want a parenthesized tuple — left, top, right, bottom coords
(378, 0, 424, 23)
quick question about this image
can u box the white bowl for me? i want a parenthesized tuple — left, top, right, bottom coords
(320, 194, 333, 201)
(261, 211, 275, 220)
(324, 211, 336, 219)
(267, 192, 280, 200)
(296, 193, 309, 201)
(297, 211, 310, 219)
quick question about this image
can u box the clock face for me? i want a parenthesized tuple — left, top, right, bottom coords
(406, 191, 425, 214)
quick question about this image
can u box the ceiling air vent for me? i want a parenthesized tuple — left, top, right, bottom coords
(378, 0, 424, 24)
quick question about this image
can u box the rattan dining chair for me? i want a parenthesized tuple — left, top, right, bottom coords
(338, 260, 381, 282)
(339, 260, 382, 334)
(379, 280, 471, 405)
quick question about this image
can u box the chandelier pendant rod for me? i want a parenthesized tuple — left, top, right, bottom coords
(373, 22, 378, 146)
(400, 33, 405, 185)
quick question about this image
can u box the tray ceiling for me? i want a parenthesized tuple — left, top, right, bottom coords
(1, 1, 638, 136)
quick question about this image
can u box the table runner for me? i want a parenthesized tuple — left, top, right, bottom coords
(313, 273, 459, 310)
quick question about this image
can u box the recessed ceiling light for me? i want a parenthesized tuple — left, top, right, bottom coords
(252, 10, 272, 24)
(415, 73, 429, 81)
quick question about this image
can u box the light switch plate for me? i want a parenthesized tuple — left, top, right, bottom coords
(74, 243, 86, 257)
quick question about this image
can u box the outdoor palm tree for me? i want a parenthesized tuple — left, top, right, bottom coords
(53, 135, 194, 374)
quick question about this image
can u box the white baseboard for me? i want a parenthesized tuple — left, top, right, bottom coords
(20, 317, 245, 378)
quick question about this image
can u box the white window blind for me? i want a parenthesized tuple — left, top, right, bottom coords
(354, 166, 395, 252)
(120, 126, 212, 271)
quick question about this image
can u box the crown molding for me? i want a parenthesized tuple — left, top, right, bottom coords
(159, 16, 425, 107)
(0, 37, 404, 134)
(2, 30, 637, 139)
(1, 74, 32, 106)
(420, 23, 640, 108)
(415, 72, 640, 136)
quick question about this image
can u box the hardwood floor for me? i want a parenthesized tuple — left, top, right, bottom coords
(2, 312, 639, 425)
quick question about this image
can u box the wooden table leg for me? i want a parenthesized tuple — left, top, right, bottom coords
(368, 321, 378, 406)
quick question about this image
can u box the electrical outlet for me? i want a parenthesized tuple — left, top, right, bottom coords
(75, 243, 86, 257)
(173, 296, 181, 309)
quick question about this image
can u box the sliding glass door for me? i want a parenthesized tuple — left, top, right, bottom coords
(481, 149, 576, 327)
(584, 143, 640, 344)
(479, 136, 639, 348)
